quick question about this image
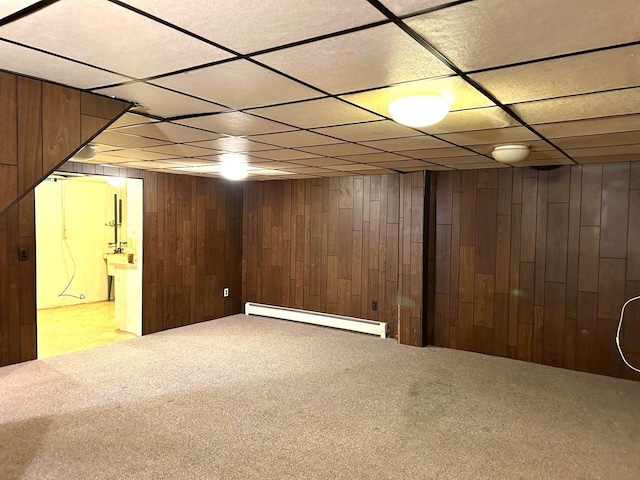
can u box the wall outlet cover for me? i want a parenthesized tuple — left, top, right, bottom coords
(223, 287, 229, 297)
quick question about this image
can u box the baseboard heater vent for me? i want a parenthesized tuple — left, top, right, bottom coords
(245, 302, 387, 338)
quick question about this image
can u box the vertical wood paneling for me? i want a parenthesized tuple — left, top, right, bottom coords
(0, 194, 36, 366)
(545, 203, 569, 283)
(0, 72, 17, 167)
(0, 72, 128, 367)
(600, 163, 629, 259)
(432, 163, 640, 380)
(141, 173, 243, 335)
(242, 173, 425, 346)
(474, 188, 497, 274)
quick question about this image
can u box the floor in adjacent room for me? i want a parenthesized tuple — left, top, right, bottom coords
(37, 301, 137, 358)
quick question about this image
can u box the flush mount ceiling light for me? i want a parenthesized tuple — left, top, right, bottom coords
(491, 144, 531, 163)
(220, 153, 248, 181)
(388, 92, 453, 127)
(73, 144, 97, 159)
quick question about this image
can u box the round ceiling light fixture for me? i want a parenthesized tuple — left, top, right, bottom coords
(491, 144, 531, 163)
(220, 153, 248, 181)
(73, 144, 97, 159)
(388, 92, 453, 127)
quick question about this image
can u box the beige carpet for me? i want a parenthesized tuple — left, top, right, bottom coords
(37, 301, 136, 358)
(1, 314, 639, 479)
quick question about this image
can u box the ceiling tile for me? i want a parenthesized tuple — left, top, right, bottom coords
(325, 164, 389, 172)
(565, 144, 640, 158)
(406, 0, 640, 71)
(177, 112, 292, 136)
(235, 161, 297, 170)
(401, 147, 475, 159)
(534, 115, 640, 139)
(251, 149, 321, 161)
(92, 131, 171, 149)
(0, 0, 232, 78)
(436, 126, 539, 146)
(453, 162, 508, 170)
(108, 113, 159, 130)
(575, 154, 640, 164)
(471, 45, 640, 105)
(432, 155, 492, 165)
(342, 76, 493, 118)
(187, 136, 280, 153)
(291, 158, 354, 167)
(300, 143, 382, 156)
(247, 130, 338, 148)
(95, 83, 225, 118)
(142, 144, 218, 157)
(515, 158, 574, 167)
(250, 98, 382, 128)
(0, 40, 130, 89)
(380, 0, 458, 16)
(118, 160, 179, 169)
(361, 135, 449, 151)
(119, 0, 385, 54)
(152, 60, 321, 110)
(553, 131, 640, 150)
(82, 153, 130, 165)
(116, 122, 221, 142)
(512, 88, 640, 125)
(0, 1, 40, 20)
(371, 159, 430, 168)
(256, 23, 452, 94)
(157, 158, 217, 167)
(420, 107, 519, 134)
(334, 152, 410, 163)
(279, 166, 334, 174)
(98, 149, 179, 161)
(312, 120, 420, 142)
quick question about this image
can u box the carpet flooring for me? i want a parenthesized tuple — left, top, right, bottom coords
(1, 314, 639, 479)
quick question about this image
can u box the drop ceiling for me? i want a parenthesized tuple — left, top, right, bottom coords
(1, 0, 639, 180)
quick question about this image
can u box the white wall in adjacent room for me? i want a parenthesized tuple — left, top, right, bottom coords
(35, 177, 124, 309)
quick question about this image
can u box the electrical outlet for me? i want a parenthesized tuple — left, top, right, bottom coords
(18, 249, 28, 262)
(223, 287, 229, 297)
(372, 301, 378, 311)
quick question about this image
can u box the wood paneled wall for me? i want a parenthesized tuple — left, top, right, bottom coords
(0, 72, 129, 367)
(0, 193, 36, 365)
(242, 173, 426, 346)
(432, 164, 640, 380)
(0, 71, 130, 216)
(140, 171, 244, 334)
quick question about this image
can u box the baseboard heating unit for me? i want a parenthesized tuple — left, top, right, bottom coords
(244, 302, 387, 338)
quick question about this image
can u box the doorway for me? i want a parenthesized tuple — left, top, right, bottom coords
(34, 173, 143, 358)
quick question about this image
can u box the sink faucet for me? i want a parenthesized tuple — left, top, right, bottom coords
(108, 241, 128, 254)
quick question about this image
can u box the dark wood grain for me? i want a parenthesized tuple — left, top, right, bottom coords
(545, 203, 569, 283)
(580, 164, 602, 226)
(534, 171, 548, 306)
(41, 83, 81, 174)
(0, 72, 17, 167)
(17, 78, 42, 194)
(599, 163, 629, 259)
(474, 188, 497, 274)
(432, 164, 640, 380)
(242, 173, 426, 346)
(0, 73, 128, 367)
